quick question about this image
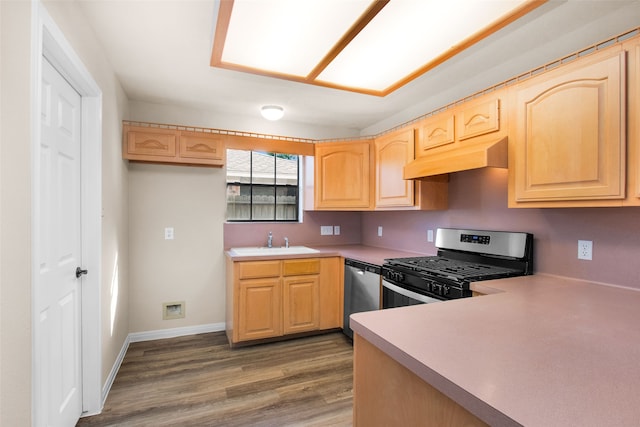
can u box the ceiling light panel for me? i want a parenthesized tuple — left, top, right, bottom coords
(222, 0, 372, 77)
(317, 0, 530, 91)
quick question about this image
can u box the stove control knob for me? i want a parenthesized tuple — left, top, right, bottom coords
(394, 272, 404, 282)
(442, 285, 450, 296)
(432, 283, 441, 294)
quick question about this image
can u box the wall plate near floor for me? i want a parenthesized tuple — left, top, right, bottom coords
(163, 301, 185, 320)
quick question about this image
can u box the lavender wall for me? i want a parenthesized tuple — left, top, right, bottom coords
(224, 210, 362, 249)
(224, 167, 640, 289)
(362, 168, 640, 289)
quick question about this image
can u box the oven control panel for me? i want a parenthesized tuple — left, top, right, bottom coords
(460, 233, 490, 244)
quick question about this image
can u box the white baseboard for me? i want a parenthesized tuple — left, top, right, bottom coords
(98, 322, 226, 411)
(100, 333, 131, 409)
(128, 322, 226, 343)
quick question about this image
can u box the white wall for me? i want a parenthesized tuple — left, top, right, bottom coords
(129, 100, 361, 140)
(128, 163, 226, 332)
(126, 102, 359, 332)
(0, 1, 130, 423)
(0, 2, 33, 425)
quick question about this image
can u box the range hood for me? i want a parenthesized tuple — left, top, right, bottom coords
(403, 136, 508, 179)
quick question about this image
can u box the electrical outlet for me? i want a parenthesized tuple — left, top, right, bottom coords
(320, 225, 333, 236)
(334, 226, 340, 235)
(578, 240, 592, 260)
(164, 227, 174, 240)
(427, 229, 434, 242)
(377, 226, 383, 237)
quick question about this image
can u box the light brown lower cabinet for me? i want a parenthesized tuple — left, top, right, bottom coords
(237, 277, 282, 341)
(226, 256, 342, 345)
(283, 275, 320, 334)
(354, 334, 488, 427)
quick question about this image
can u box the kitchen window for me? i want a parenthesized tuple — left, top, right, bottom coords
(226, 149, 299, 221)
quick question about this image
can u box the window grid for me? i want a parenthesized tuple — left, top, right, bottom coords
(226, 150, 299, 222)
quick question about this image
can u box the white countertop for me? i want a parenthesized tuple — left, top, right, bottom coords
(351, 274, 640, 426)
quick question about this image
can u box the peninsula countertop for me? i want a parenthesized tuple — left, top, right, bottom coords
(350, 274, 640, 426)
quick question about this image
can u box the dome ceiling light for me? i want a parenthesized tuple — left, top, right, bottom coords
(260, 105, 285, 121)
(211, 0, 546, 97)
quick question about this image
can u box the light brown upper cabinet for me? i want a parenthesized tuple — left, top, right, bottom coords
(457, 97, 501, 141)
(416, 96, 502, 158)
(375, 129, 448, 210)
(406, 91, 508, 179)
(508, 48, 626, 207)
(125, 126, 178, 159)
(417, 113, 455, 154)
(178, 131, 225, 165)
(375, 129, 416, 207)
(123, 124, 225, 167)
(623, 36, 640, 206)
(314, 140, 374, 210)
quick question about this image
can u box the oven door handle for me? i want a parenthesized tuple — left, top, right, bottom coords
(382, 280, 442, 304)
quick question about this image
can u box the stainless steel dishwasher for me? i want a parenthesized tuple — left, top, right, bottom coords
(343, 258, 381, 339)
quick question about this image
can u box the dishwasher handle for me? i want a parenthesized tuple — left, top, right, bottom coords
(345, 258, 381, 274)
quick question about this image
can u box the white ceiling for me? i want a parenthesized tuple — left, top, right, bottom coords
(77, 0, 640, 135)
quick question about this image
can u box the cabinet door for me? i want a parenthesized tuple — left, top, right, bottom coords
(457, 98, 500, 141)
(319, 257, 342, 330)
(375, 129, 415, 208)
(179, 131, 225, 166)
(283, 276, 320, 334)
(418, 113, 454, 154)
(512, 50, 625, 203)
(237, 278, 282, 341)
(124, 126, 178, 160)
(314, 141, 373, 210)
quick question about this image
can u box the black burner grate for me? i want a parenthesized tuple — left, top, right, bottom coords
(387, 256, 521, 280)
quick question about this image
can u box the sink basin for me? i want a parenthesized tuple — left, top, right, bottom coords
(229, 246, 320, 257)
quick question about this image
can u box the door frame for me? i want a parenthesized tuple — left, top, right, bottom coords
(31, 2, 103, 417)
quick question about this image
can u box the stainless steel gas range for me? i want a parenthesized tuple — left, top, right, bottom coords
(381, 228, 534, 308)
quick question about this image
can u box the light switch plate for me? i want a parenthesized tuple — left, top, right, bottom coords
(164, 227, 174, 240)
(334, 226, 340, 235)
(427, 229, 434, 242)
(377, 226, 383, 237)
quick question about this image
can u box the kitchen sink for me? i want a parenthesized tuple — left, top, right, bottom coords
(228, 246, 320, 256)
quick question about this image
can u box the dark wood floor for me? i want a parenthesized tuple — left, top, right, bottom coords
(77, 331, 354, 426)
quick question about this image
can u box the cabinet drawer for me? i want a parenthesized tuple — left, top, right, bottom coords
(283, 259, 320, 276)
(238, 260, 281, 279)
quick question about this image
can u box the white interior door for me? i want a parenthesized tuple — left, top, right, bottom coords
(35, 57, 84, 427)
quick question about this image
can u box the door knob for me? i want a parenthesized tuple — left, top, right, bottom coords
(76, 267, 88, 278)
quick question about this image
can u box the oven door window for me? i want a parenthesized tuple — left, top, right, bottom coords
(382, 280, 442, 309)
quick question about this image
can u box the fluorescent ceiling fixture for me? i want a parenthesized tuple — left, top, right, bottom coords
(261, 105, 284, 121)
(211, 0, 546, 96)
(220, 0, 370, 77)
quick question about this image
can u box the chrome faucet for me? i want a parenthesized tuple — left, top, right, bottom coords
(284, 237, 289, 248)
(267, 231, 273, 248)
